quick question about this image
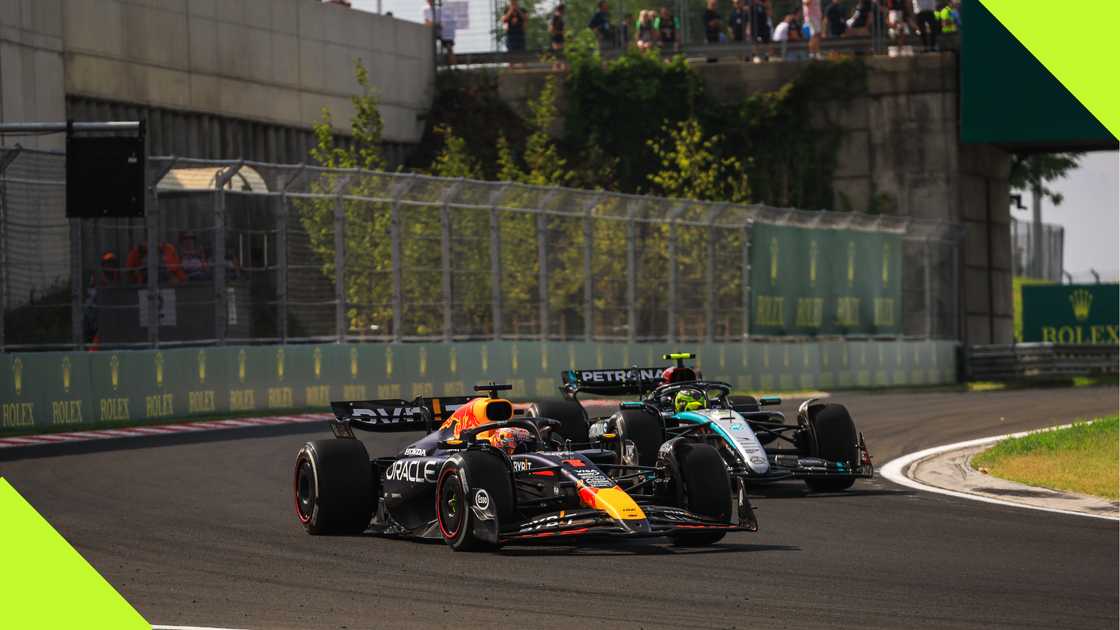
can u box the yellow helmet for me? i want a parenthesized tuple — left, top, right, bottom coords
(674, 388, 706, 413)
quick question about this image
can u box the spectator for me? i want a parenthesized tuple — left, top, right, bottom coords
(886, 0, 911, 56)
(619, 12, 632, 47)
(937, 0, 959, 34)
(846, 0, 872, 34)
(703, 0, 722, 44)
(637, 10, 657, 50)
(749, 0, 772, 60)
(588, 1, 612, 47)
(549, 4, 566, 60)
(90, 251, 120, 288)
(501, 0, 528, 52)
(802, 0, 822, 58)
(178, 231, 210, 281)
(728, 0, 748, 44)
(656, 7, 680, 50)
(424, 0, 456, 65)
(825, 0, 847, 38)
(772, 12, 797, 59)
(913, 0, 939, 50)
(125, 242, 187, 286)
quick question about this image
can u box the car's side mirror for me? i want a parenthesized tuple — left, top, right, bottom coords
(759, 396, 781, 406)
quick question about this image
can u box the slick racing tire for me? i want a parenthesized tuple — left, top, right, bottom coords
(616, 408, 665, 468)
(527, 400, 589, 445)
(436, 451, 515, 552)
(667, 442, 731, 546)
(805, 403, 859, 492)
(294, 439, 373, 535)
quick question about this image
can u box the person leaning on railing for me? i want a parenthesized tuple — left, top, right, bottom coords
(501, 0, 528, 52)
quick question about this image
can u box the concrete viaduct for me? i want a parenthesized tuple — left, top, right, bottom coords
(2, 1, 1021, 345)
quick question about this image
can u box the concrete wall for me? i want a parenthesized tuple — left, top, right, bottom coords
(494, 54, 1013, 345)
(0, 0, 66, 150)
(0, 0, 434, 149)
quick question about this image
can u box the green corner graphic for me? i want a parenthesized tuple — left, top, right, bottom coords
(981, 0, 1119, 140)
(0, 478, 149, 629)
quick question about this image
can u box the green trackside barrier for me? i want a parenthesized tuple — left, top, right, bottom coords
(749, 225, 902, 337)
(0, 340, 958, 434)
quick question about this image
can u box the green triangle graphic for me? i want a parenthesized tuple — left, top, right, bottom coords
(981, 0, 1118, 140)
(0, 478, 149, 629)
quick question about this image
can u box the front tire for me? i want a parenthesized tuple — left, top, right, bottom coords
(435, 451, 514, 551)
(666, 442, 731, 546)
(616, 409, 665, 468)
(804, 404, 859, 492)
(527, 399, 589, 445)
(294, 440, 373, 535)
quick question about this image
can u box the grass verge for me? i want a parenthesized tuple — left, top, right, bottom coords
(972, 416, 1120, 500)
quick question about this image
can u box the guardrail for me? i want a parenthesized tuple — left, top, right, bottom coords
(445, 32, 959, 68)
(966, 343, 1119, 381)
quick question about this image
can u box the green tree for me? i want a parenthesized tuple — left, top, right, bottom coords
(430, 125, 482, 178)
(1009, 152, 1082, 205)
(646, 118, 750, 203)
(302, 57, 412, 334)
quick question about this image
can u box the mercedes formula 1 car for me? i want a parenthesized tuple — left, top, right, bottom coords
(526, 354, 873, 492)
(293, 384, 757, 551)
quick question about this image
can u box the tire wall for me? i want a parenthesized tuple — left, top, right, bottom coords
(0, 339, 957, 434)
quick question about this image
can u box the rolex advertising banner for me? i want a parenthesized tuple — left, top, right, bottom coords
(750, 224, 902, 336)
(1021, 284, 1119, 344)
(0, 338, 955, 434)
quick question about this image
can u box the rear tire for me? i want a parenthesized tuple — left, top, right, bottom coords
(294, 440, 373, 535)
(805, 404, 859, 492)
(616, 409, 664, 468)
(435, 451, 514, 551)
(527, 400, 589, 445)
(668, 442, 731, 546)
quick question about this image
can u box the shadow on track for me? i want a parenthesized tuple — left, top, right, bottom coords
(497, 541, 800, 557)
(751, 485, 914, 499)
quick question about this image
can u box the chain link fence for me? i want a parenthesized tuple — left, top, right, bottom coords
(1, 148, 961, 350)
(1010, 217, 1064, 282)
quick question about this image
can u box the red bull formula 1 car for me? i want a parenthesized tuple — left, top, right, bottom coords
(293, 384, 757, 551)
(526, 354, 873, 492)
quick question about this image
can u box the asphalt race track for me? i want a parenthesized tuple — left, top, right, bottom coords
(2, 387, 1117, 629)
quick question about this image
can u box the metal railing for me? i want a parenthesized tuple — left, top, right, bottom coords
(967, 343, 1119, 381)
(0, 148, 961, 350)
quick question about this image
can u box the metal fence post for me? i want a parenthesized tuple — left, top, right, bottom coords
(213, 188, 226, 343)
(277, 194, 289, 343)
(742, 223, 751, 339)
(70, 218, 83, 348)
(334, 193, 346, 342)
(489, 205, 503, 340)
(583, 200, 596, 342)
(213, 162, 243, 345)
(666, 203, 686, 343)
(148, 188, 160, 346)
(924, 240, 933, 339)
(626, 205, 637, 344)
(0, 149, 16, 351)
(440, 181, 463, 341)
(390, 192, 403, 342)
(537, 212, 549, 340)
(704, 204, 727, 343)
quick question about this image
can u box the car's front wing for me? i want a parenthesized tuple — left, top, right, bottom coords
(500, 505, 756, 543)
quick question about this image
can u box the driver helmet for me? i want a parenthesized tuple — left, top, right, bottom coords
(489, 427, 532, 455)
(674, 388, 707, 413)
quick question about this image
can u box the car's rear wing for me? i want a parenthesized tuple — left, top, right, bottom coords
(330, 395, 473, 436)
(559, 366, 667, 398)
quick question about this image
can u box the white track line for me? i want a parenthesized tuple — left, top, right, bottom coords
(0, 413, 330, 450)
(880, 424, 1119, 522)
